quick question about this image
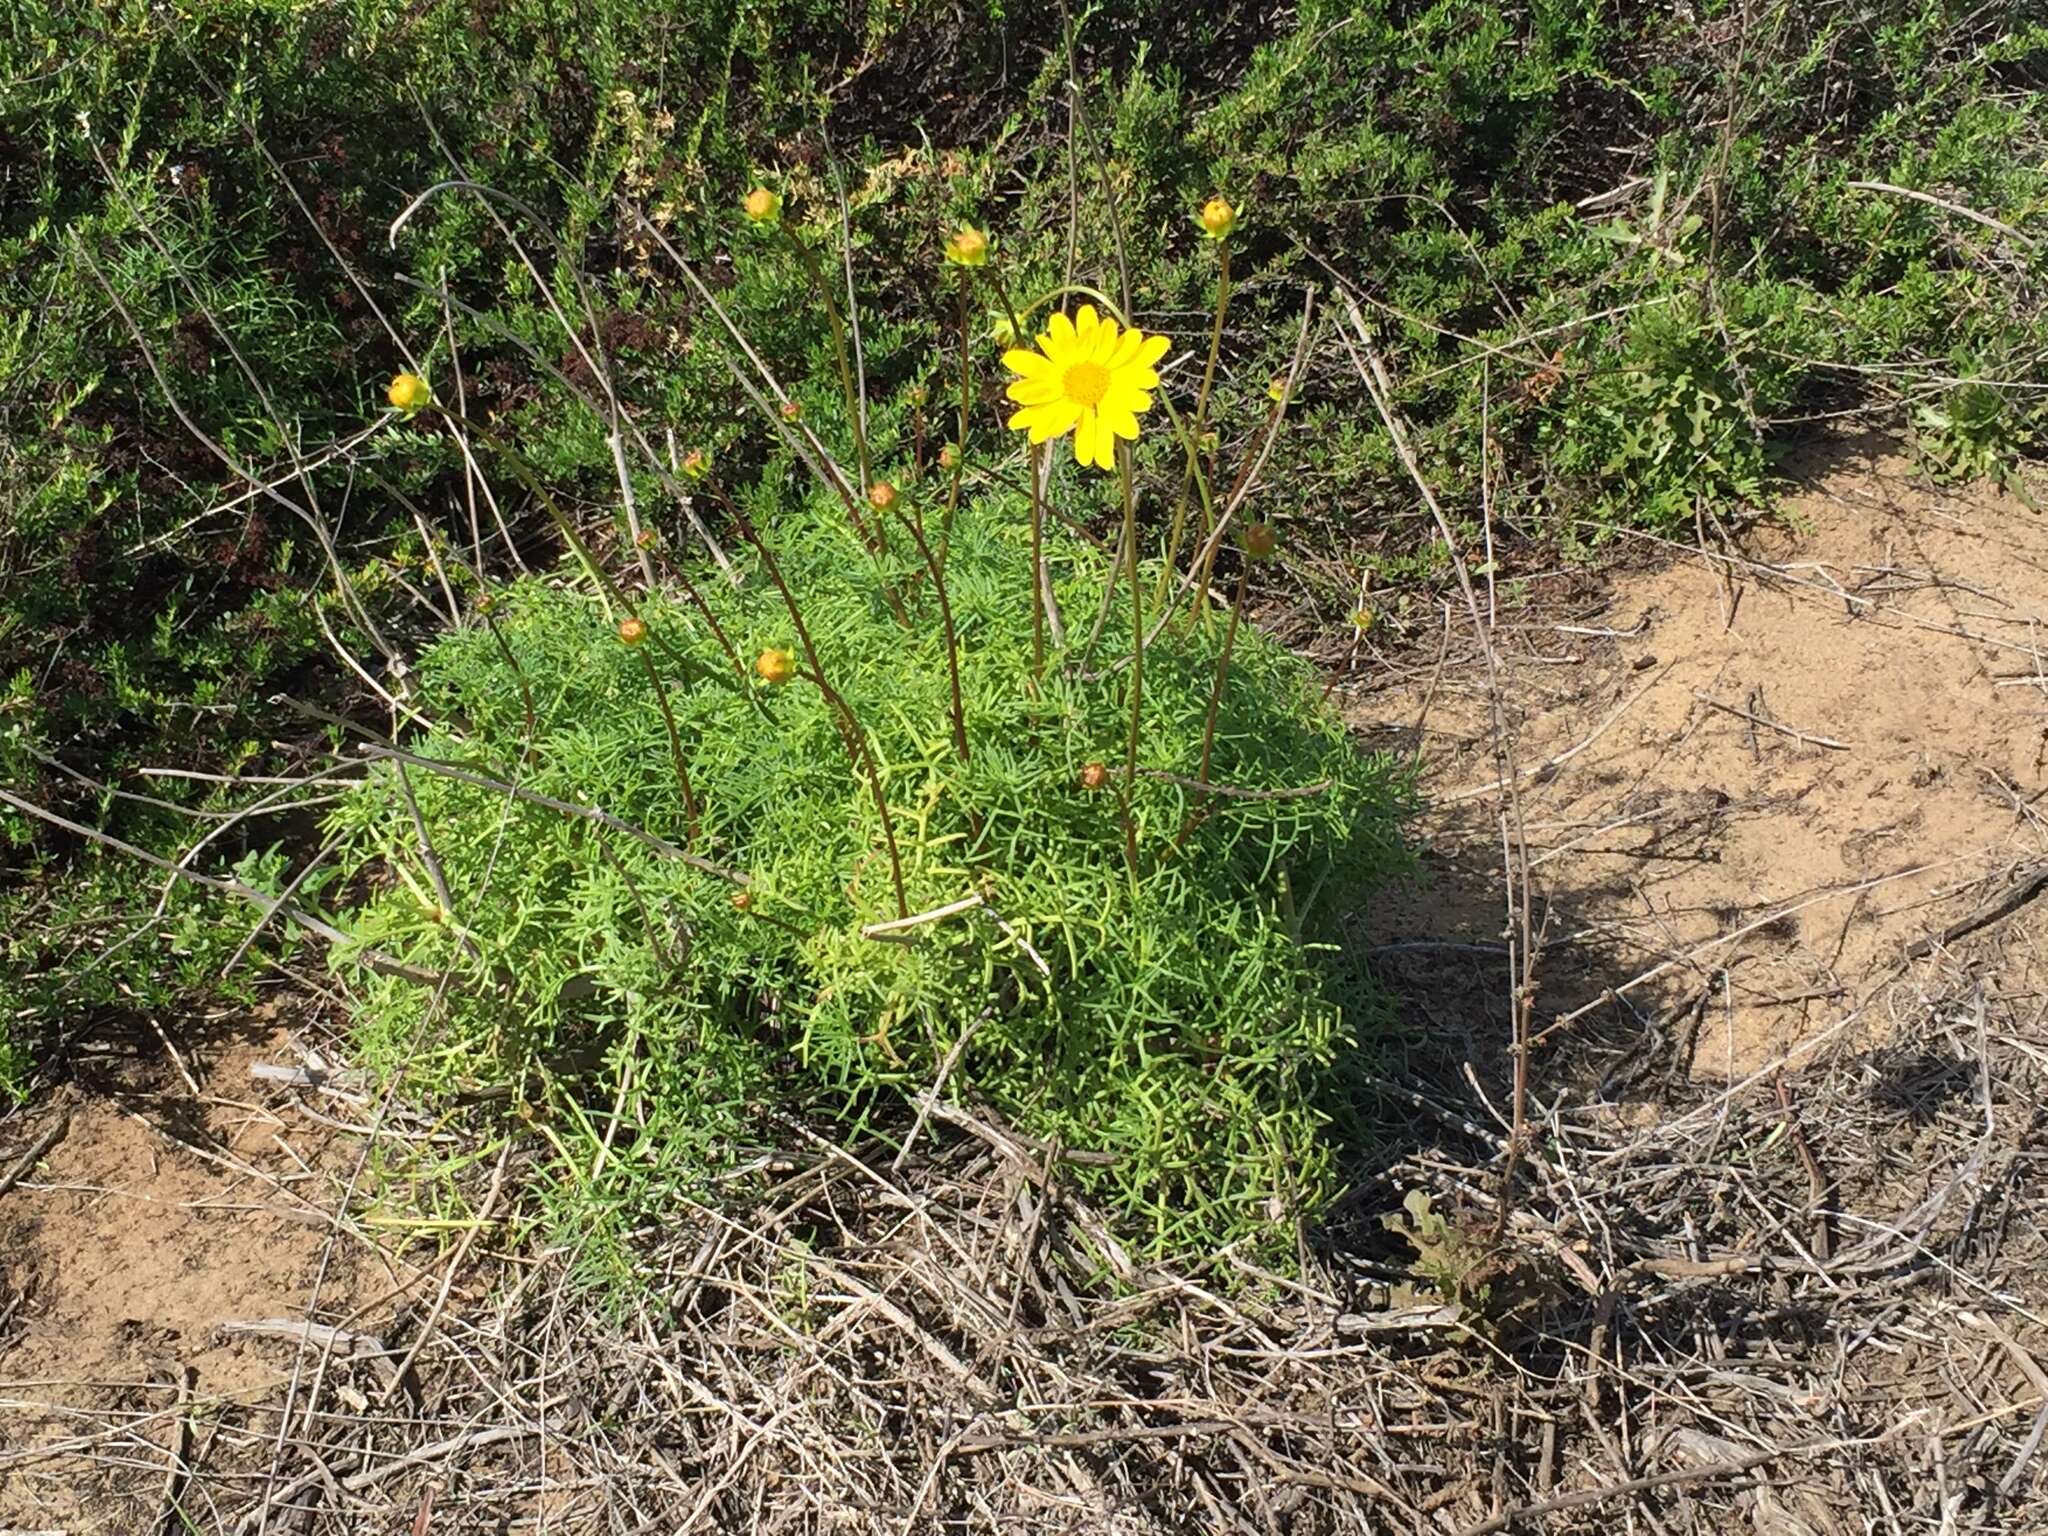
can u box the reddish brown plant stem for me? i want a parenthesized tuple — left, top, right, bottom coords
(709, 484, 909, 918)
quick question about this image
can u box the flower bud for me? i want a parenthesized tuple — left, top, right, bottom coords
(731, 890, 753, 911)
(780, 399, 803, 422)
(1267, 376, 1289, 405)
(867, 480, 898, 513)
(1079, 761, 1109, 791)
(743, 186, 782, 225)
(755, 646, 796, 685)
(1350, 607, 1376, 632)
(618, 615, 649, 646)
(990, 312, 1021, 347)
(1198, 196, 1237, 241)
(386, 372, 431, 412)
(944, 225, 989, 268)
(938, 443, 959, 471)
(1240, 521, 1279, 562)
(680, 448, 710, 480)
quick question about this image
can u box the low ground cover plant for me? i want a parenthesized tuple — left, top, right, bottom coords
(324, 184, 1411, 1273)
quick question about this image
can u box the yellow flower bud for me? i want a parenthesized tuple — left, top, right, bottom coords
(990, 312, 1020, 347)
(743, 186, 782, 225)
(1350, 607, 1376, 632)
(680, 448, 710, 480)
(867, 480, 898, 512)
(386, 372, 431, 412)
(1198, 196, 1237, 241)
(944, 225, 989, 268)
(1267, 376, 1289, 405)
(617, 615, 649, 646)
(1240, 521, 1279, 562)
(755, 646, 796, 685)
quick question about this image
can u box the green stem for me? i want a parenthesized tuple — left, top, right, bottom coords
(1118, 443, 1143, 877)
(1196, 566, 1246, 790)
(1028, 442, 1046, 688)
(711, 484, 910, 919)
(479, 604, 537, 758)
(1171, 559, 1248, 855)
(648, 552, 749, 688)
(635, 646, 701, 847)
(1157, 240, 1230, 613)
(938, 285, 971, 567)
(789, 232, 877, 544)
(981, 266, 1025, 342)
(428, 403, 742, 699)
(894, 500, 969, 764)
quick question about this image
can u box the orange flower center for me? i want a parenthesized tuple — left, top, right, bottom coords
(1062, 360, 1111, 408)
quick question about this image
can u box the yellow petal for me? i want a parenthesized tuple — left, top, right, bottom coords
(1120, 366, 1160, 391)
(1135, 333, 1171, 369)
(1107, 328, 1146, 368)
(1089, 318, 1125, 364)
(1074, 305, 1099, 348)
(1009, 404, 1062, 441)
(1091, 419, 1118, 469)
(1102, 408, 1141, 441)
(1071, 409, 1098, 467)
(1006, 375, 1064, 406)
(1021, 397, 1081, 442)
(1101, 384, 1152, 419)
(1043, 311, 1077, 364)
(1004, 348, 1056, 378)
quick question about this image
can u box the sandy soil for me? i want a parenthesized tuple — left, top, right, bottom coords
(1347, 434, 2048, 1082)
(0, 1011, 380, 1529)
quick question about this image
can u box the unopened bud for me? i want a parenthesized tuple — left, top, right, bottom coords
(386, 372, 431, 412)
(944, 225, 989, 268)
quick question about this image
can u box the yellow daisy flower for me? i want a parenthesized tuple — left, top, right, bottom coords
(1003, 305, 1169, 471)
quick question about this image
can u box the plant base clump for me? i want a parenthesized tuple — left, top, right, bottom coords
(328, 494, 1411, 1274)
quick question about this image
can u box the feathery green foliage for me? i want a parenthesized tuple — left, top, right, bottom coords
(325, 489, 1412, 1279)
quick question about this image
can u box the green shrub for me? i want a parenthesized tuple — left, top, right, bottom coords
(324, 489, 1412, 1276)
(1915, 382, 2038, 502)
(1541, 285, 1788, 530)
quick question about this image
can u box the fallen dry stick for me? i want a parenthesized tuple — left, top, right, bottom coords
(1690, 688, 1852, 750)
